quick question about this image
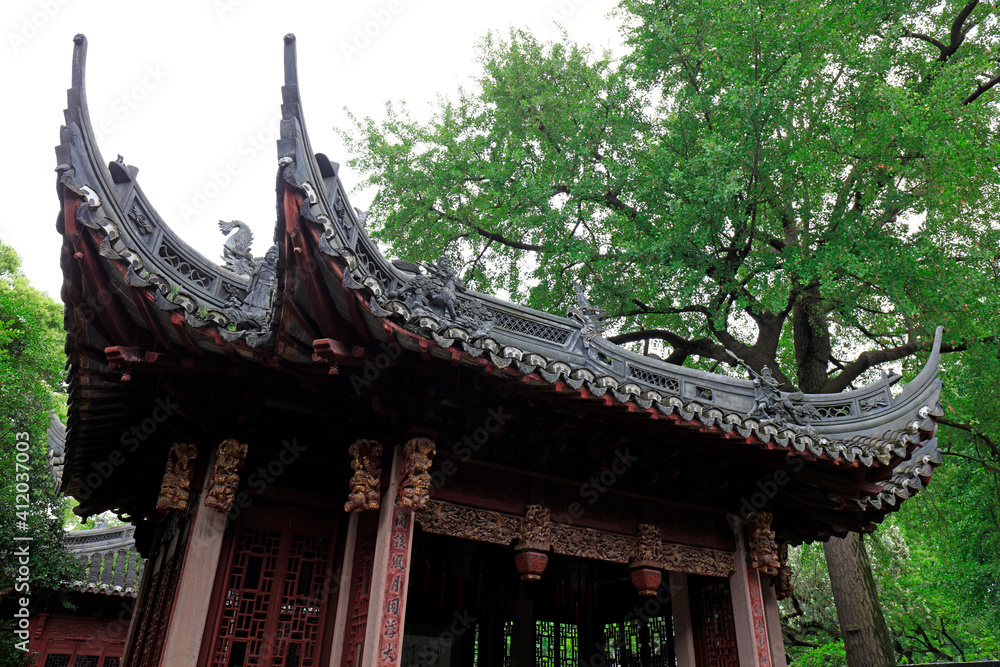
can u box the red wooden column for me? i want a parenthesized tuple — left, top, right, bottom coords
(762, 577, 788, 667)
(728, 517, 775, 667)
(668, 572, 697, 667)
(160, 439, 244, 664)
(328, 512, 359, 667)
(362, 444, 416, 667)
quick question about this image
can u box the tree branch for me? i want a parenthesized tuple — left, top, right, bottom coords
(964, 72, 1000, 105)
(937, 417, 1000, 462)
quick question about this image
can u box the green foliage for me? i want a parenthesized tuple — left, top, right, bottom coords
(343, 0, 1000, 395)
(794, 640, 847, 667)
(0, 239, 81, 661)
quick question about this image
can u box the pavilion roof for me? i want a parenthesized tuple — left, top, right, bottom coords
(54, 34, 942, 541)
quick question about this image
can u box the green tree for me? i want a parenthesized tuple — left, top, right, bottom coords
(0, 239, 79, 662)
(342, 1, 1000, 663)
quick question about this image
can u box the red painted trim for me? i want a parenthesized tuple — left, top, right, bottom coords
(746, 561, 772, 666)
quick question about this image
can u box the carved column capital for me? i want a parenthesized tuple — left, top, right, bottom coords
(344, 439, 383, 513)
(399, 438, 435, 511)
(156, 443, 198, 513)
(204, 438, 248, 513)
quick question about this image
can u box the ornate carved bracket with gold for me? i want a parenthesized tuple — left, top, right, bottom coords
(156, 443, 198, 513)
(415, 500, 735, 577)
(399, 438, 435, 511)
(344, 439, 383, 513)
(204, 439, 248, 513)
(747, 511, 781, 578)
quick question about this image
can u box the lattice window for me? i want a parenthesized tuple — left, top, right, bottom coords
(43, 656, 71, 667)
(102, 659, 122, 667)
(535, 621, 578, 667)
(211, 528, 282, 666)
(628, 367, 680, 394)
(130, 536, 186, 667)
(605, 620, 641, 667)
(813, 403, 852, 419)
(270, 534, 331, 666)
(502, 620, 513, 667)
(344, 530, 377, 667)
(648, 615, 676, 667)
(488, 309, 572, 344)
(692, 578, 738, 667)
(73, 657, 99, 667)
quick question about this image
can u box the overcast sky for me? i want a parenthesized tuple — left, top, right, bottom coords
(1, 0, 625, 300)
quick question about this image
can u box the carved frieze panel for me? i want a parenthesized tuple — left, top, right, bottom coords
(156, 442, 198, 513)
(399, 438, 435, 511)
(550, 524, 636, 564)
(204, 438, 248, 513)
(344, 439, 382, 513)
(661, 544, 735, 578)
(414, 500, 521, 545)
(412, 500, 735, 577)
(747, 511, 781, 578)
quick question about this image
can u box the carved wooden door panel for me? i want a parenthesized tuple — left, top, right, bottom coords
(206, 511, 336, 667)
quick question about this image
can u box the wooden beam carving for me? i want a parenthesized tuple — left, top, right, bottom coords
(414, 500, 735, 577)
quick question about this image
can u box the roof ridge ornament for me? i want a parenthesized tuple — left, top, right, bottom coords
(726, 351, 820, 434)
(385, 257, 495, 336)
(567, 280, 606, 347)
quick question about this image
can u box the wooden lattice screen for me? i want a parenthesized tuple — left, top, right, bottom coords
(690, 576, 739, 667)
(342, 514, 378, 667)
(208, 527, 331, 666)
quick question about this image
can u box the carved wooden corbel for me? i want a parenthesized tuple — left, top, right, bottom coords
(204, 439, 248, 513)
(156, 443, 198, 513)
(747, 511, 781, 578)
(344, 439, 382, 512)
(399, 438, 435, 511)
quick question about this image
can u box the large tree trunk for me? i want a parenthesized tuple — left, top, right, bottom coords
(823, 533, 895, 667)
(792, 297, 896, 667)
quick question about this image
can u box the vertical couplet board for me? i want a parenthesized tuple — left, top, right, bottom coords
(745, 562, 772, 667)
(362, 444, 415, 667)
(375, 507, 413, 666)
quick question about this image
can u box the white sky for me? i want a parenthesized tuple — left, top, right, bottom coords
(1, 0, 624, 300)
